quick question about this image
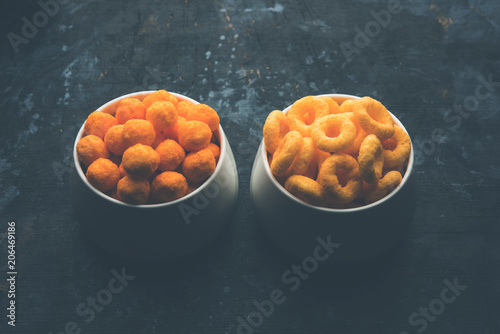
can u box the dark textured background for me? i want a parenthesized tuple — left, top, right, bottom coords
(1, 0, 499, 333)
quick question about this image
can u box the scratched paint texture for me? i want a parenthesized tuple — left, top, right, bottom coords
(0, 0, 499, 333)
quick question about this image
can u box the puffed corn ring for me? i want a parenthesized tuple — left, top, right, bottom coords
(151, 171, 188, 202)
(187, 104, 220, 132)
(364, 171, 402, 204)
(352, 97, 395, 140)
(358, 134, 384, 184)
(178, 120, 212, 152)
(311, 114, 356, 153)
(319, 96, 341, 114)
(317, 153, 362, 204)
(142, 90, 178, 109)
(341, 112, 368, 157)
(182, 148, 216, 183)
(115, 98, 146, 124)
(155, 139, 185, 171)
(104, 125, 127, 156)
(86, 158, 121, 193)
(122, 144, 160, 178)
(287, 96, 329, 137)
(270, 131, 303, 178)
(77, 135, 110, 167)
(122, 119, 156, 148)
(84, 111, 118, 139)
(146, 101, 178, 133)
(382, 125, 411, 169)
(288, 137, 315, 176)
(316, 149, 331, 170)
(285, 175, 326, 206)
(117, 175, 150, 205)
(263, 110, 289, 154)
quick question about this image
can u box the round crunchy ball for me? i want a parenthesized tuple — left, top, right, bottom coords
(115, 98, 146, 124)
(122, 144, 160, 178)
(178, 120, 212, 152)
(181, 148, 216, 183)
(177, 100, 196, 118)
(117, 176, 150, 205)
(207, 143, 220, 162)
(146, 101, 178, 132)
(151, 171, 188, 202)
(187, 104, 220, 132)
(155, 139, 185, 171)
(77, 135, 110, 167)
(104, 125, 127, 156)
(122, 119, 156, 148)
(142, 90, 178, 109)
(84, 111, 118, 139)
(86, 158, 121, 192)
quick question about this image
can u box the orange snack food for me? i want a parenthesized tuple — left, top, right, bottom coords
(263, 110, 289, 154)
(77, 134, 110, 167)
(177, 100, 196, 118)
(146, 101, 178, 133)
(352, 97, 395, 141)
(162, 116, 186, 142)
(340, 112, 368, 157)
(122, 144, 160, 178)
(317, 153, 362, 204)
(151, 171, 188, 202)
(178, 120, 211, 152)
(270, 131, 303, 178)
(122, 119, 156, 148)
(85, 158, 121, 193)
(142, 90, 178, 109)
(358, 134, 384, 184)
(187, 104, 220, 132)
(182, 148, 216, 183)
(155, 139, 185, 171)
(207, 142, 220, 162)
(117, 175, 150, 205)
(311, 114, 356, 153)
(382, 125, 411, 169)
(288, 137, 315, 176)
(104, 125, 127, 156)
(319, 96, 341, 114)
(365, 171, 402, 204)
(84, 111, 118, 139)
(115, 98, 146, 124)
(284, 175, 325, 206)
(287, 96, 329, 137)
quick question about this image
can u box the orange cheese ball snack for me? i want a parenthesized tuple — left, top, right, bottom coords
(178, 120, 211, 152)
(207, 143, 220, 162)
(287, 96, 329, 137)
(86, 158, 121, 192)
(177, 100, 196, 118)
(263, 110, 289, 154)
(77, 134, 110, 167)
(152, 130, 165, 149)
(122, 119, 156, 148)
(182, 148, 216, 183)
(118, 162, 127, 178)
(104, 125, 127, 156)
(162, 116, 186, 142)
(115, 98, 146, 124)
(84, 111, 118, 139)
(117, 176, 150, 205)
(155, 139, 185, 171)
(358, 134, 384, 184)
(142, 90, 178, 109)
(151, 171, 188, 202)
(122, 144, 160, 178)
(146, 101, 178, 133)
(186, 104, 220, 132)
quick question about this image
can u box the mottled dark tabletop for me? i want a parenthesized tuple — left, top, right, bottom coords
(1, 0, 499, 333)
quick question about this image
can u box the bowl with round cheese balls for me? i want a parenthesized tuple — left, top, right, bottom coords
(71, 90, 239, 261)
(250, 94, 417, 265)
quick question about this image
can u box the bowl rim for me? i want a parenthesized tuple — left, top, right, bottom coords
(73, 90, 229, 209)
(259, 93, 415, 213)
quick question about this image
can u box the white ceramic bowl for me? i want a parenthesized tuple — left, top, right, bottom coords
(71, 91, 239, 261)
(250, 94, 417, 265)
